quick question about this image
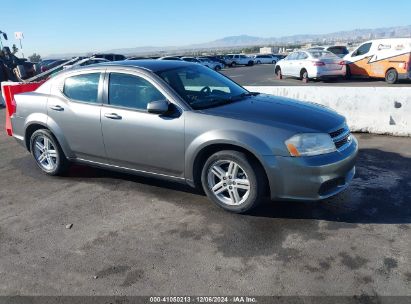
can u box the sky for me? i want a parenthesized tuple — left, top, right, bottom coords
(1, 0, 411, 57)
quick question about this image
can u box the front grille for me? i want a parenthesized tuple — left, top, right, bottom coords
(329, 125, 351, 150)
(329, 128, 345, 138)
(335, 136, 350, 149)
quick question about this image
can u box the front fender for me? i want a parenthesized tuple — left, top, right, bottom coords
(185, 129, 274, 182)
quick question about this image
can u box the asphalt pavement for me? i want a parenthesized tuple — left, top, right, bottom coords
(221, 64, 411, 87)
(0, 108, 410, 296)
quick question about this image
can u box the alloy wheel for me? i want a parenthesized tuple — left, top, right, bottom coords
(33, 135, 58, 171)
(207, 160, 250, 206)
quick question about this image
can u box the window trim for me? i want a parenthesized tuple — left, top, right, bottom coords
(61, 72, 104, 105)
(352, 42, 372, 57)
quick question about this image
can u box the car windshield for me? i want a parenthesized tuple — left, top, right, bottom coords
(308, 50, 339, 59)
(156, 65, 255, 110)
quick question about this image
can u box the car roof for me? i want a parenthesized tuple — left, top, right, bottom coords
(96, 59, 194, 72)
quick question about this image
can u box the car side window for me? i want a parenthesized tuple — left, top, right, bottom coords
(352, 43, 372, 57)
(287, 53, 298, 60)
(108, 73, 165, 111)
(63, 73, 100, 103)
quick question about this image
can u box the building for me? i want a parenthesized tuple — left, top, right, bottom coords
(259, 47, 273, 54)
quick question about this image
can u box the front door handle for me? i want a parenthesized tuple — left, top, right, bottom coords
(50, 105, 64, 111)
(104, 113, 122, 120)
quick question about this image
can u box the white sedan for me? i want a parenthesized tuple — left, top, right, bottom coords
(197, 58, 223, 71)
(253, 54, 279, 64)
(275, 50, 346, 82)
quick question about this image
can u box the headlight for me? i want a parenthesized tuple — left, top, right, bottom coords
(285, 133, 336, 157)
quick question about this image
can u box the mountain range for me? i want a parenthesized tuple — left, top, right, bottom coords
(46, 25, 411, 58)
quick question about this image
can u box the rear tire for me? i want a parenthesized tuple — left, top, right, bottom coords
(345, 65, 351, 80)
(257, 60, 261, 64)
(214, 65, 221, 71)
(201, 150, 265, 213)
(231, 62, 236, 67)
(272, 60, 277, 65)
(301, 69, 309, 82)
(385, 68, 398, 84)
(30, 129, 69, 176)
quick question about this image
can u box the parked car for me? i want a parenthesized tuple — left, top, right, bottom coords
(344, 38, 411, 84)
(126, 56, 149, 60)
(202, 56, 226, 67)
(9, 60, 357, 213)
(158, 56, 183, 61)
(93, 53, 126, 61)
(39, 59, 61, 70)
(181, 57, 201, 63)
(253, 54, 279, 64)
(197, 57, 223, 71)
(275, 50, 346, 82)
(275, 54, 287, 60)
(224, 54, 254, 67)
(41, 59, 70, 72)
(62, 58, 109, 70)
(308, 46, 349, 58)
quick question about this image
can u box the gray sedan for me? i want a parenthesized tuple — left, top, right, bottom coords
(10, 60, 357, 213)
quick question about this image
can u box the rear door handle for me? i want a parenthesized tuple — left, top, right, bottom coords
(50, 105, 64, 111)
(104, 113, 122, 120)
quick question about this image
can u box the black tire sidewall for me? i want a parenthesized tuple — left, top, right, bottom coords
(301, 69, 308, 80)
(276, 67, 282, 77)
(30, 129, 67, 176)
(386, 69, 398, 84)
(201, 150, 264, 213)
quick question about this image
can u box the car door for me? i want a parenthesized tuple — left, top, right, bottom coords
(100, 71, 185, 177)
(282, 53, 297, 76)
(346, 42, 373, 76)
(47, 71, 106, 160)
(295, 52, 309, 76)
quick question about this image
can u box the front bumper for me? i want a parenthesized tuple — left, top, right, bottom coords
(398, 72, 411, 80)
(264, 136, 358, 201)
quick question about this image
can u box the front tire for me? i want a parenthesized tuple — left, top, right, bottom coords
(275, 66, 282, 79)
(30, 129, 69, 176)
(301, 69, 309, 82)
(385, 68, 398, 84)
(201, 150, 265, 213)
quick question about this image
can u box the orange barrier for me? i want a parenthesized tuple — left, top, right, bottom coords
(1, 81, 45, 136)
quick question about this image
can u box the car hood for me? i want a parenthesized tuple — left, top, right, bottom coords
(202, 94, 345, 133)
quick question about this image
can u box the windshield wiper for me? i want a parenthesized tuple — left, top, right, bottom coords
(231, 92, 260, 100)
(192, 92, 260, 110)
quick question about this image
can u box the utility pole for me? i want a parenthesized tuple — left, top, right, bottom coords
(14, 32, 24, 58)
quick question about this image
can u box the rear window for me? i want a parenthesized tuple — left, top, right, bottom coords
(308, 51, 338, 59)
(328, 46, 349, 55)
(63, 73, 100, 103)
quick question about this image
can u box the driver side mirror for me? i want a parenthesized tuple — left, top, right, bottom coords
(147, 99, 170, 115)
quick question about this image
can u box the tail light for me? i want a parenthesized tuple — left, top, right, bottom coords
(9, 98, 17, 116)
(399, 62, 411, 71)
(339, 61, 346, 65)
(312, 61, 325, 66)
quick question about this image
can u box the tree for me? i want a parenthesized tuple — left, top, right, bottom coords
(28, 53, 42, 63)
(11, 44, 19, 54)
